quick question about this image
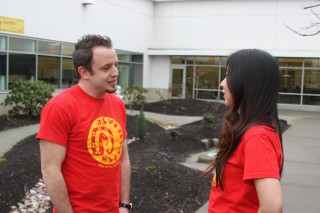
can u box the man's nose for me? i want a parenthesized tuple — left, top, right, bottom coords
(111, 67, 119, 77)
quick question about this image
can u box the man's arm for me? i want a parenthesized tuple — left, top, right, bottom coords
(119, 139, 131, 212)
(254, 178, 282, 213)
(39, 139, 74, 213)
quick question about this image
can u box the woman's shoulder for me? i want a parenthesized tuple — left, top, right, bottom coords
(243, 125, 277, 141)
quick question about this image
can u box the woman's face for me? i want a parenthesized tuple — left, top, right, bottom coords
(220, 75, 234, 109)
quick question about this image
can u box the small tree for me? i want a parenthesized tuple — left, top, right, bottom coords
(202, 112, 214, 125)
(1, 80, 55, 117)
(136, 109, 147, 139)
(122, 84, 148, 111)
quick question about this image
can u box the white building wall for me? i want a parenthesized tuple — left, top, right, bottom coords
(152, 0, 320, 56)
(0, 0, 154, 52)
(1, 0, 320, 108)
(145, 55, 171, 101)
(149, 56, 171, 88)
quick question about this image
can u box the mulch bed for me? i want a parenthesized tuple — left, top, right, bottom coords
(0, 99, 290, 213)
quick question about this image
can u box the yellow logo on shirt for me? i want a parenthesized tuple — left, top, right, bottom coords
(212, 174, 217, 187)
(87, 117, 124, 167)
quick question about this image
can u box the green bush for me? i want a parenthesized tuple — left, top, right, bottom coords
(0, 157, 7, 164)
(202, 112, 214, 125)
(122, 84, 148, 111)
(1, 80, 55, 117)
(136, 109, 147, 139)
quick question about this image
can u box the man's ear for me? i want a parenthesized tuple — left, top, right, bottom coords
(78, 66, 89, 79)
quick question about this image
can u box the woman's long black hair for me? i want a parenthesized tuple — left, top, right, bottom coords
(204, 49, 284, 190)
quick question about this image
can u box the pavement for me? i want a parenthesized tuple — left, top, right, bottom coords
(0, 109, 320, 213)
(0, 124, 39, 157)
(195, 109, 320, 213)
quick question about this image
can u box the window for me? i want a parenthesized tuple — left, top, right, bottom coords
(0, 36, 7, 51)
(279, 68, 302, 93)
(278, 58, 303, 68)
(62, 43, 74, 57)
(131, 63, 143, 85)
(0, 52, 7, 90)
(118, 51, 130, 62)
(171, 56, 185, 64)
(117, 51, 144, 89)
(62, 58, 76, 89)
(38, 56, 60, 88)
(304, 70, 320, 94)
(38, 40, 61, 55)
(118, 64, 130, 88)
(9, 53, 36, 88)
(9, 37, 36, 53)
(195, 56, 219, 65)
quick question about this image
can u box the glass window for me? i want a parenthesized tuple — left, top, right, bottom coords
(278, 58, 303, 68)
(9, 53, 36, 88)
(131, 54, 143, 63)
(220, 57, 227, 66)
(279, 68, 302, 93)
(62, 43, 74, 57)
(0, 52, 7, 90)
(304, 59, 320, 68)
(278, 94, 301, 104)
(194, 66, 219, 89)
(38, 40, 61, 55)
(117, 51, 130, 62)
(304, 70, 320, 94)
(186, 57, 194, 65)
(303, 95, 320, 105)
(186, 66, 194, 98)
(62, 58, 76, 89)
(194, 66, 220, 100)
(171, 56, 185, 64)
(38, 56, 60, 88)
(9, 37, 36, 53)
(0, 36, 7, 51)
(171, 67, 183, 98)
(131, 63, 143, 85)
(195, 56, 219, 65)
(118, 64, 130, 89)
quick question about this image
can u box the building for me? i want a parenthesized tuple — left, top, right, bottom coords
(1, 0, 320, 115)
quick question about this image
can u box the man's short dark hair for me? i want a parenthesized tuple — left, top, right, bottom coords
(73, 34, 113, 77)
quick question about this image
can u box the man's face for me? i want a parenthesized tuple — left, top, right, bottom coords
(88, 46, 119, 94)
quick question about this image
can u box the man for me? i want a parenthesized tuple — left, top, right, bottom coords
(37, 34, 131, 213)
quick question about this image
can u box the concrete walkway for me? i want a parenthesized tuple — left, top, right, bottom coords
(0, 111, 201, 158)
(0, 124, 39, 157)
(1, 110, 320, 213)
(195, 110, 320, 213)
(127, 110, 203, 128)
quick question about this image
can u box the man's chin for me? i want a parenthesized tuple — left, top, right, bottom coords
(105, 88, 117, 94)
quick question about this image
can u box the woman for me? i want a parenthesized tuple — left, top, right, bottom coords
(204, 49, 284, 213)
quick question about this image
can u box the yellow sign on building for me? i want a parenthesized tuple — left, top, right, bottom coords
(0, 16, 24, 34)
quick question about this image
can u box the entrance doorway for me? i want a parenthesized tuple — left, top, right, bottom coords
(170, 65, 186, 98)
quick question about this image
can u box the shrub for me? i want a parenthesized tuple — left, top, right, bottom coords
(1, 80, 55, 117)
(0, 157, 7, 164)
(146, 165, 157, 177)
(122, 84, 148, 111)
(202, 112, 214, 125)
(136, 109, 147, 139)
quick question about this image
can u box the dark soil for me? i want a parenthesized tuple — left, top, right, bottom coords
(0, 99, 290, 213)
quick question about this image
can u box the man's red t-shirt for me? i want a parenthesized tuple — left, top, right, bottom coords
(208, 125, 283, 213)
(37, 85, 127, 213)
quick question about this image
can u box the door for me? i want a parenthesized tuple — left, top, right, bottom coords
(170, 65, 186, 98)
